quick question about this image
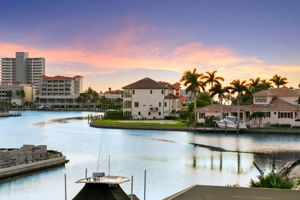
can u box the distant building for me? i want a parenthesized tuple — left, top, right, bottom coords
(196, 87, 300, 127)
(0, 83, 33, 105)
(1, 52, 45, 90)
(122, 77, 181, 119)
(0, 145, 48, 168)
(36, 75, 83, 106)
(101, 87, 122, 100)
(180, 89, 192, 104)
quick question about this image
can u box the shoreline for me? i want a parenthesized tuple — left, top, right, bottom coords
(90, 123, 300, 134)
(0, 156, 68, 180)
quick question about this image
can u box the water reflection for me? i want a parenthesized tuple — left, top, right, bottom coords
(1, 111, 300, 200)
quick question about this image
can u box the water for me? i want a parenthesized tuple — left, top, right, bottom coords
(0, 111, 300, 200)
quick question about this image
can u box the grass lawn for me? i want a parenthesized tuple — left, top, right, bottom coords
(92, 120, 186, 127)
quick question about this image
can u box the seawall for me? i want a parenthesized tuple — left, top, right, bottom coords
(0, 156, 68, 180)
(90, 123, 300, 134)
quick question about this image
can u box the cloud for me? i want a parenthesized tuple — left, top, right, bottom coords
(0, 24, 299, 89)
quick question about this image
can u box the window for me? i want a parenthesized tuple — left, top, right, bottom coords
(134, 102, 139, 107)
(161, 90, 164, 94)
(159, 112, 161, 116)
(199, 113, 205, 119)
(132, 90, 135, 95)
(278, 112, 293, 119)
(264, 112, 271, 118)
(159, 102, 161, 107)
(255, 96, 267, 103)
(150, 90, 152, 94)
(148, 112, 151, 116)
(138, 112, 141, 115)
(164, 102, 167, 107)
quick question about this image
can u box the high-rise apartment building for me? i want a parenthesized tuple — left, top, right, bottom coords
(0, 52, 45, 87)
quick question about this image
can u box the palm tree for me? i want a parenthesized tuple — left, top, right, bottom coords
(203, 70, 224, 104)
(260, 79, 273, 89)
(270, 74, 288, 88)
(209, 83, 229, 120)
(180, 68, 205, 123)
(228, 79, 249, 131)
(249, 77, 261, 92)
(203, 70, 224, 90)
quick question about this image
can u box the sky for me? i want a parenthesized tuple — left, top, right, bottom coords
(0, 0, 299, 91)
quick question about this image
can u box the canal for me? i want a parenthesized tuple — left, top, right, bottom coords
(1, 111, 300, 200)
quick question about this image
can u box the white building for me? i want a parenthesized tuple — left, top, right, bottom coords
(196, 87, 300, 127)
(36, 75, 83, 106)
(122, 77, 181, 119)
(1, 52, 45, 89)
(0, 84, 33, 105)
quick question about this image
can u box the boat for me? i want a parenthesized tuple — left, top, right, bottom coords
(216, 116, 248, 129)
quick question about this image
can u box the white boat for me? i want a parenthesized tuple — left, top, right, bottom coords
(216, 116, 248, 129)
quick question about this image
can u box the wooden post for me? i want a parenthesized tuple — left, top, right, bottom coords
(64, 174, 67, 200)
(144, 170, 147, 200)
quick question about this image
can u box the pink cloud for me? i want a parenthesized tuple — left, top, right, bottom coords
(0, 24, 299, 89)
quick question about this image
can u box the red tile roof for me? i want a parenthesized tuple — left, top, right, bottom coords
(41, 75, 83, 80)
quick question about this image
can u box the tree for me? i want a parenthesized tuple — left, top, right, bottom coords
(296, 96, 300, 105)
(250, 172, 293, 189)
(260, 79, 273, 90)
(270, 74, 288, 88)
(16, 90, 20, 96)
(250, 112, 266, 128)
(203, 70, 224, 103)
(249, 77, 261, 93)
(180, 68, 206, 123)
(210, 83, 229, 119)
(20, 89, 25, 98)
(228, 79, 249, 131)
(6, 90, 12, 98)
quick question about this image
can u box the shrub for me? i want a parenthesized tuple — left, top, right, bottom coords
(164, 116, 178, 120)
(104, 111, 131, 120)
(176, 110, 190, 120)
(270, 124, 291, 128)
(250, 173, 293, 189)
(196, 122, 205, 127)
(204, 116, 218, 127)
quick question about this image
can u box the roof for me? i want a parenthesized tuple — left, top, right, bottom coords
(253, 87, 300, 97)
(73, 183, 131, 200)
(163, 185, 300, 200)
(196, 98, 300, 113)
(172, 82, 181, 90)
(196, 104, 237, 113)
(122, 77, 169, 89)
(158, 81, 177, 89)
(41, 75, 83, 80)
(243, 97, 300, 111)
(165, 93, 180, 99)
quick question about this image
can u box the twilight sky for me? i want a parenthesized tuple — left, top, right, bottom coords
(0, 0, 299, 91)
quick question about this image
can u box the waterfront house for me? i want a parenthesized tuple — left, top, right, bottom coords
(122, 77, 181, 119)
(196, 87, 300, 127)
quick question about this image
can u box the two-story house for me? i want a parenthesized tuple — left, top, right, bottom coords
(196, 87, 300, 127)
(122, 77, 181, 119)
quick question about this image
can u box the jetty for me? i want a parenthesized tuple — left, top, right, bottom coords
(0, 145, 68, 180)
